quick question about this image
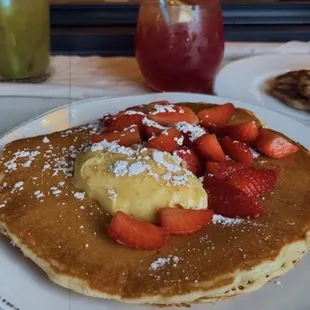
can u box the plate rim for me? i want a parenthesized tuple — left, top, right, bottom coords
(214, 54, 310, 121)
(1, 92, 310, 143)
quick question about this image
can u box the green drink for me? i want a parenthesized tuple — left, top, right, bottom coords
(0, 0, 50, 81)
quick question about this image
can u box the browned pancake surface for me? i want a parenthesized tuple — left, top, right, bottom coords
(0, 103, 310, 300)
(267, 70, 310, 111)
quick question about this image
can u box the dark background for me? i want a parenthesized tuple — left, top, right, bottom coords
(50, 2, 310, 56)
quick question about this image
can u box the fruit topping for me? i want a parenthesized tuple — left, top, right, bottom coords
(108, 111, 145, 132)
(219, 137, 253, 164)
(175, 122, 206, 146)
(195, 134, 226, 162)
(107, 211, 168, 250)
(213, 121, 260, 143)
(147, 127, 183, 152)
(203, 176, 266, 218)
(197, 103, 234, 128)
(227, 167, 278, 197)
(91, 125, 141, 147)
(142, 118, 167, 139)
(148, 104, 198, 126)
(158, 208, 214, 236)
(173, 147, 202, 176)
(205, 161, 250, 180)
(253, 128, 299, 158)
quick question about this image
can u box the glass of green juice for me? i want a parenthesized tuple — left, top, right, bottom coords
(0, 0, 50, 82)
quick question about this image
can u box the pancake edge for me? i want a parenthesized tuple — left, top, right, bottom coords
(1, 221, 309, 305)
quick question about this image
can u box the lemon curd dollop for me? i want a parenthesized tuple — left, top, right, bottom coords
(72, 141, 208, 222)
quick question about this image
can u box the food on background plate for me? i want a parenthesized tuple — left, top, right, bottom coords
(266, 69, 310, 112)
(0, 100, 309, 305)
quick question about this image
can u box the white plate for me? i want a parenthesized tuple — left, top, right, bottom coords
(1, 92, 310, 310)
(214, 55, 310, 121)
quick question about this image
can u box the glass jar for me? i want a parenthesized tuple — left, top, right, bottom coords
(0, 0, 50, 82)
(135, 0, 224, 93)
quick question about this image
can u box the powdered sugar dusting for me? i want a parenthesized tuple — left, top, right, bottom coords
(74, 192, 85, 200)
(212, 214, 244, 226)
(4, 150, 40, 172)
(142, 118, 166, 131)
(124, 110, 145, 116)
(107, 189, 118, 200)
(175, 122, 205, 142)
(149, 255, 180, 271)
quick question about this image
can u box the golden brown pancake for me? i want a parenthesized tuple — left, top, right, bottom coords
(267, 70, 310, 112)
(0, 103, 310, 305)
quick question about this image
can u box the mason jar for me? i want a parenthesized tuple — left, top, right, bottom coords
(0, 0, 50, 82)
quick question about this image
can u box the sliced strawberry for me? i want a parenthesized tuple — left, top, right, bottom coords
(108, 111, 145, 132)
(205, 161, 250, 180)
(173, 147, 202, 176)
(213, 121, 260, 143)
(227, 167, 278, 197)
(203, 176, 266, 218)
(91, 125, 141, 147)
(147, 127, 183, 152)
(219, 137, 253, 164)
(107, 211, 168, 250)
(148, 105, 198, 126)
(195, 134, 226, 162)
(146, 100, 170, 111)
(142, 118, 167, 139)
(198, 103, 234, 128)
(253, 128, 299, 158)
(158, 208, 214, 236)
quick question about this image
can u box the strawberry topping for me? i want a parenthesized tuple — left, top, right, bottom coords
(108, 111, 145, 132)
(253, 128, 299, 158)
(205, 161, 250, 180)
(148, 104, 198, 126)
(158, 208, 214, 236)
(204, 176, 266, 218)
(198, 103, 234, 128)
(173, 147, 202, 176)
(107, 211, 168, 250)
(219, 137, 253, 164)
(213, 121, 260, 143)
(91, 125, 141, 147)
(147, 127, 183, 152)
(227, 167, 278, 197)
(195, 134, 226, 162)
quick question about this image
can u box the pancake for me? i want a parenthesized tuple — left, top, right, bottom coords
(0, 103, 310, 305)
(266, 70, 310, 112)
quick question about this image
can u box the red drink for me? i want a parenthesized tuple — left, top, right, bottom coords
(135, 0, 224, 93)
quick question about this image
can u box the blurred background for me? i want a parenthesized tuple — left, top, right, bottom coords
(49, 0, 310, 56)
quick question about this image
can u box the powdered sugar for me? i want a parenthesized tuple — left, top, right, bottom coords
(142, 118, 166, 130)
(212, 214, 244, 226)
(4, 150, 40, 172)
(175, 122, 205, 142)
(174, 136, 184, 146)
(90, 140, 135, 157)
(149, 255, 180, 271)
(107, 189, 118, 199)
(74, 192, 85, 200)
(124, 110, 145, 116)
(34, 190, 44, 199)
(42, 137, 50, 143)
(151, 104, 177, 115)
(12, 181, 24, 192)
